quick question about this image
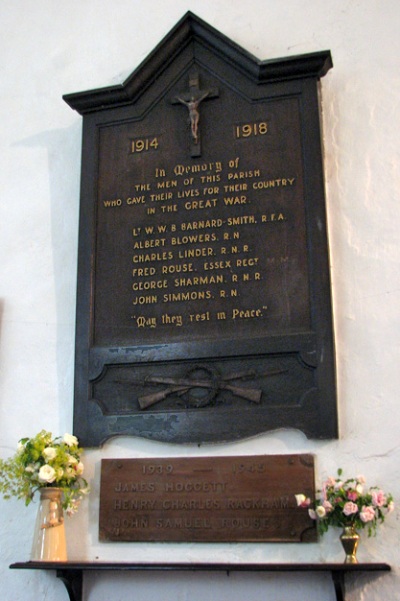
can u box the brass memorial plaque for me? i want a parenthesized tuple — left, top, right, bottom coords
(64, 13, 337, 446)
(99, 455, 316, 543)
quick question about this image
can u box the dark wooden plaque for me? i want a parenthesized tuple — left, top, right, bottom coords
(64, 12, 337, 446)
(99, 455, 316, 543)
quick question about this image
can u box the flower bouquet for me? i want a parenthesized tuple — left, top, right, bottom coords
(296, 469, 394, 563)
(296, 469, 394, 536)
(0, 430, 89, 515)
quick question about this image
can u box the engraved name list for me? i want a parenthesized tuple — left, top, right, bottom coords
(94, 96, 308, 347)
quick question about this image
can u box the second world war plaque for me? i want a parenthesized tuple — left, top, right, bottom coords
(64, 13, 337, 446)
(99, 455, 316, 543)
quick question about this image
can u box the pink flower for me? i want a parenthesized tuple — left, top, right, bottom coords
(343, 502, 358, 516)
(322, 500, 333, 513)
(360, 505, 376, 523)
(371, 490, 386, 507)
(321, 477, 335, 500)
(347, 491, 358, 502)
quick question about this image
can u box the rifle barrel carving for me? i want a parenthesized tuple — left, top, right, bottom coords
(137, 369, 287, 410)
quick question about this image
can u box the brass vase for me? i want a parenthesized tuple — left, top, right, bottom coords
(340, 525, 360, 564)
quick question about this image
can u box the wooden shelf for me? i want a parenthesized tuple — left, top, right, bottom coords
(10, 561, 391, 601)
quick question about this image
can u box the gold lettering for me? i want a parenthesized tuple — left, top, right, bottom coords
(103, 198, 122, 207)
(133, 251, 173, 263)
(204, 260, 231, 270)
(157, 180, 177, 189)
(223, 183, 248, 192)
(163, 291, 212, 302)
(173, 161, 223, 177)
(177, 188, 200, 198)
(174, 275, 223, 287)
(161, 313, 183, 327)
(236, 257, 259, 267)
(184, 198, 218, 209)
(178, 247, 214, 259)
(223, 195, 247, 205)
(132, 295, 158, 305)
(181, 219, 224, 230)
(227, 215, 256, 226)
(132, 280, 167, 291)
(135, 315, 157, 328)
(162, 263, 193, 274)
(171, 233, 218, 244)
(126, 195, 145, 204)
(227, 169, 261, 180)
(220, 289, 237, 298)
(261, 213, 286, 222)
(253, 178, 295, 189)
(232, 308, 263, 319)
(132, 238, 166, 249)
(189, 311, 210, 322)
(132, 267, 156, 277)
(150, 192, 173, 201)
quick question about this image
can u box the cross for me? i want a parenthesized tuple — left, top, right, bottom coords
(171, 70, 219, 157)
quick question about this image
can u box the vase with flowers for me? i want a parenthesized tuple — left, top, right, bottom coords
(0, 430, 89, 561)
(295, 469, 394, 563)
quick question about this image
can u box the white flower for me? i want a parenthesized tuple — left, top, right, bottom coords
(315, 505, 327, 518)
(38, 465, 56, 483)
(42, 447, 57, 461)
(67, 454, 78, 465)
(25, 463, 37, 473)
(76, 462, 84, 476)
(295, 494, 307, 506)
(308, 508, 317, 520)
(63, 433, 78, 447)
(66, 501, 79, 516)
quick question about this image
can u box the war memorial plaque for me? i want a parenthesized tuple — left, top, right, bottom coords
(64, 13, 337, 446)
(99, 454, 316, 543)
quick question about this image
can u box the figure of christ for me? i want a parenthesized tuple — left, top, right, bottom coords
(175, 91, 210, 144)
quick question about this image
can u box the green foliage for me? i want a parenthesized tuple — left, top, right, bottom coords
(0, 430, 89, 515)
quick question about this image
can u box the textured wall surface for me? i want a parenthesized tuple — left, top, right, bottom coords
(1, 1, 399, 600)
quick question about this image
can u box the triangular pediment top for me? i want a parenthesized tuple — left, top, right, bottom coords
(63, 12, 332, 115)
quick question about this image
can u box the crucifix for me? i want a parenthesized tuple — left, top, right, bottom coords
(171, 69, 219, 157)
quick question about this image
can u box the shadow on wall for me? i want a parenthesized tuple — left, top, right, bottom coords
(12, 121, 82, 429)
(0, 298, 3, 347)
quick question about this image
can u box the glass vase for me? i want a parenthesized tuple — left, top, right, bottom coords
(31, 487, 67, 561)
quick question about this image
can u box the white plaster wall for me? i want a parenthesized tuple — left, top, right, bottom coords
(1, 1, 400, 599)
